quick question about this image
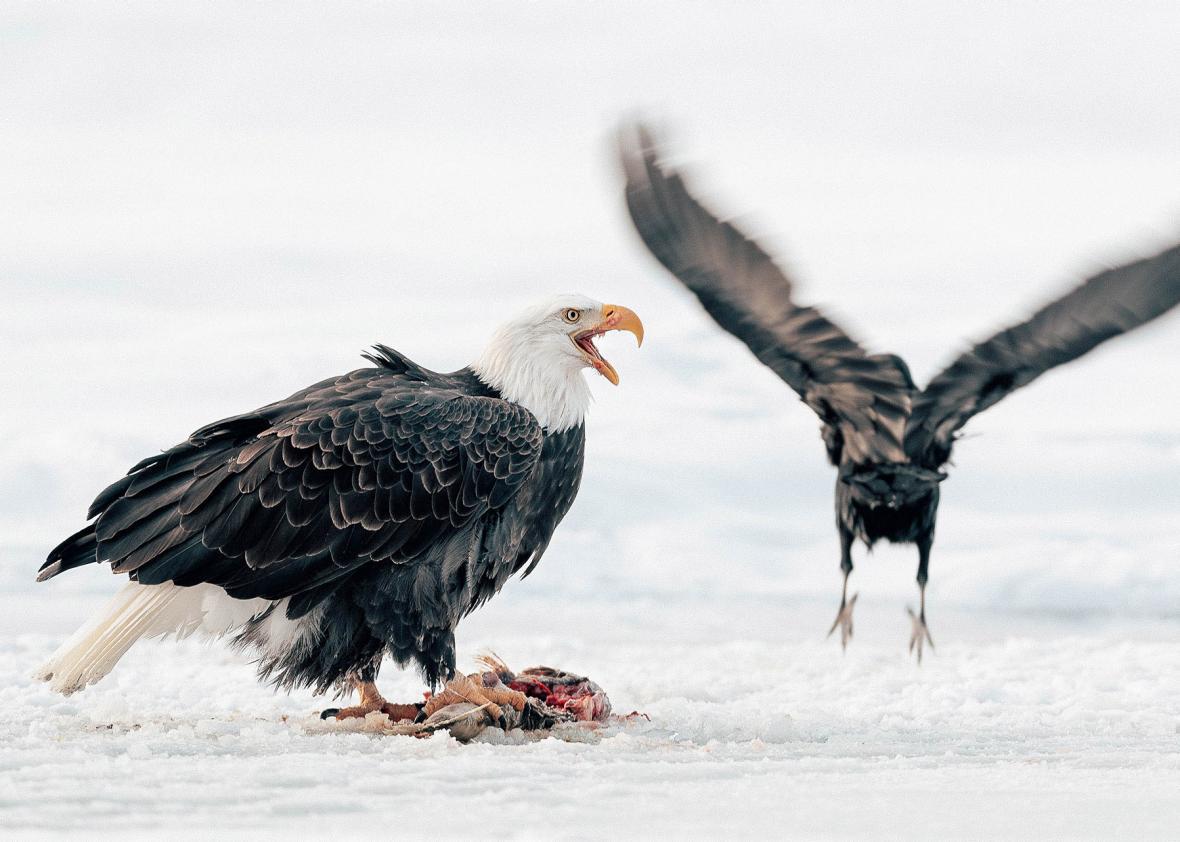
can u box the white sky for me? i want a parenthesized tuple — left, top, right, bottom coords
(2, 1, 1179, 614)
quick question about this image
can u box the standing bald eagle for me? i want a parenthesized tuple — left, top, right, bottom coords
(620, 125, 1180, 659)
(35, 296, 642, 717)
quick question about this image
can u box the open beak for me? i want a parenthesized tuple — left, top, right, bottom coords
(573, 304, 644, 385)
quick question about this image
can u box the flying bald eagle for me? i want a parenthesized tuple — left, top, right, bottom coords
(35, 296, 642, 718)
(620, 125, 1180, 659)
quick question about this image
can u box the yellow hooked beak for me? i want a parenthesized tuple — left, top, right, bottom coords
(572, 303, 644, 385)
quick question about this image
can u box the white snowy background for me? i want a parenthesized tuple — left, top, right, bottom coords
(3, 1, 1180, 838)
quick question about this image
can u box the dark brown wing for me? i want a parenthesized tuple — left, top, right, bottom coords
(40, 364, 544, 607)
(906, 242, 1180, 467)
(620, 123, 912, 465)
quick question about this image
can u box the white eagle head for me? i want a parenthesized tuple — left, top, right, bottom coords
(472, 294, 644, 432)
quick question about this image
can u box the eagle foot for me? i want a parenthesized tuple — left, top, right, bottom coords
(320, 701, 422, 722)
(826, 592, 858, 651)
(907, 606, 935, 664)
(421, 672, 528, 727)
(321, 680, 423, 721)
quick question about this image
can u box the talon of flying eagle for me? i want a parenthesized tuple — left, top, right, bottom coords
(907, 606, 935, 664)
(321, 681, 422, 722)
(827, 592, 858, 651)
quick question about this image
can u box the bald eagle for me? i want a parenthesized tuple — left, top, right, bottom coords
(35, 296, 643, 717)
(620, 125, 1180, 659)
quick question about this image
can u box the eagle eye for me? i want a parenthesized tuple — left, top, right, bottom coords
(562, 308, 581, 324)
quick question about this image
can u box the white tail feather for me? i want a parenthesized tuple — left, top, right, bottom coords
(34, 582, 269, 695)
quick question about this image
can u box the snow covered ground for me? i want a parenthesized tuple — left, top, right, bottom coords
(4, 1, 1180, 838)
(5, 591, 1180, 839)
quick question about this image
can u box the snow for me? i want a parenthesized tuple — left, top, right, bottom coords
(4, 1, 1180, 838)
(4, 593, 1180, 839)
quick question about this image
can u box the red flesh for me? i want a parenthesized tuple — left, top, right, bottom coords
(506, 675, 610, 722)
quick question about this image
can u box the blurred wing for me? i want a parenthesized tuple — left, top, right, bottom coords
(43, 367, 544, 607)
(620, 124, 911, 464)
(906, 242, 1180, 466)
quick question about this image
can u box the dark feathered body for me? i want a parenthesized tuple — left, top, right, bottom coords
(39, 347, 585, 692)
(836, 473, 939, 549)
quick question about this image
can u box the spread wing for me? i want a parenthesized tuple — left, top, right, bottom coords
(40, 365, 544, 611)
(620, 124, 912, 464)
(906, 242, 1180, 467)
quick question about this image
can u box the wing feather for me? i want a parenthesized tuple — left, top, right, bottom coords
(620, 124, 911, 464)
(41, 364, 546, 612)
(906, 242, 1180, 466)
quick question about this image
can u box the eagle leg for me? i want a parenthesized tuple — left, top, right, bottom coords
(907, 536, 935, 663)
(320, 681, 423, 722)
(826, 526, 857, 650)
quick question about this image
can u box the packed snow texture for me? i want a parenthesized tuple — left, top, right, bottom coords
(5, 595, 1180, 839)
(4, 1, 1180, 838)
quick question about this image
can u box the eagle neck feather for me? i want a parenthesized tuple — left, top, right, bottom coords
(470, 334, 591, 434)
